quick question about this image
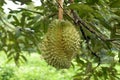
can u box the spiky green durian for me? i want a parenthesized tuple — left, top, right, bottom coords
(41, 19, 81, 69)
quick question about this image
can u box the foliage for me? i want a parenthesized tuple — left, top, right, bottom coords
(0, 66, 14, 80)
(0, 52, 75, 80)
(0, 0, 120, 80)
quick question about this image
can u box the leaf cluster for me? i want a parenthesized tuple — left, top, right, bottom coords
(0, 0, 120, 80)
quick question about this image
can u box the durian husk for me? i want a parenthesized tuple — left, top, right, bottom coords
(41, 20, 81, 69)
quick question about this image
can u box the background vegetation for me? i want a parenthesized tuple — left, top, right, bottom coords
(0, 0, 120, 80)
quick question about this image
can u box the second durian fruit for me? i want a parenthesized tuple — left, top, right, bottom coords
(41, 20, 81, 69)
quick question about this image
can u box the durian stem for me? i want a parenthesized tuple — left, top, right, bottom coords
(70, 0, 74, 3)
(58, 0, 63, 20)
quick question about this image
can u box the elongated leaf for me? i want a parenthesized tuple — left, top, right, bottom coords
(68, 3, 94, 13)
(20, 55, 27, 62)
(12, 15, 20, 25)
(68, 3, 94, 17)
(110, 0, 120, 8)
(7, 50, 14, 58)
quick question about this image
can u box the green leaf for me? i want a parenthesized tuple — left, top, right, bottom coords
(68, 3, 94, 12)
(6, 57, 13, 63)
(114, 10, 120, 16)
(7, 51, 14, 58)
(93, 74, 99, 80)
(110, 0, 120, 8)
(74, 0, 81, 3)
(102, 67, 108, 79)
(12, 15, 20, 25)
(86, 0, 99, 5)
(11, 0, 32, 5)
(9, 9, 21, 14)
(0, 0, 5, 6)
(20, 13, 26, 27)
(7, 14, 12, 19)
(68, 3, 94, 17)
(20, 55, 27, 62)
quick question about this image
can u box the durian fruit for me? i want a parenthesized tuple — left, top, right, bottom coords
(41, 19, 81, 69)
